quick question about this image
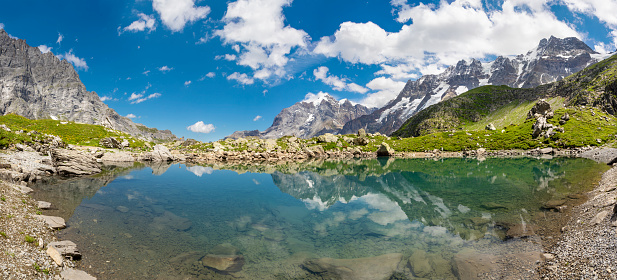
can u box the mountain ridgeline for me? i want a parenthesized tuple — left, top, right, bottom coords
(228, 36, 608, 140)
(227, 92, 374, 139)
(340, 36, 606, 136)
(392, 53, 617, 138)
(0, 30, 176, 141)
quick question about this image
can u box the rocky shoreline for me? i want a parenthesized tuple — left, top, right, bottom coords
(0, 141, 615, 279)
(539, 149, 617, 279)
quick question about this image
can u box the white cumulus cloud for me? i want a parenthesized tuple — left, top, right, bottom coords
(253, 115, 262, 121)
(56, 33, 63, 44)
(227, 72, 254, 85)
(216, 0, 310, 80)
(359, 77, 407, 108)
(123, 13, 156, 33)
(313, 66, 368, 94)
(38, 45, 52, 54)
(100, 96, 113, 102)
(57, 50, 88, 71)
(126, 113, 138, 119)
(152, 0, 210, 32)
(187, 121, 215, 133)
(315, 0, 580, 76)
(184, 80, 192, 86)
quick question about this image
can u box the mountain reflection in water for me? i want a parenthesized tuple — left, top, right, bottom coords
(29, 157, 607, 279)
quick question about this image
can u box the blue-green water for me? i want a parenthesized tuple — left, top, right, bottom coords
(32, 157, 608, 279)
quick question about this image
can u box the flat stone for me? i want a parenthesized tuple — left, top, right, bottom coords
(452, 251, 497, 280)
(35, 215, 66, 229)
(38, 201, 52, 209)
(48, 240, 81, 260)
(543, 200, 567, 210)
(591, 210, 610, 225)
(13, 184, 33, 194)
(303, 253, 403, 280)
(116, 206, 129, 213)
(60, 268, 96, 280)
(409, 250, 432, 277)
(201, 254, 245, 272)
(506, 223, 537, 239)
(152, 211, 192, 231)
(47, 246, 64, 266)
(539, 147, 553, 154)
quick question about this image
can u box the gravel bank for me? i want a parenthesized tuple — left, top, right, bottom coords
(540, 150, 617, 279)
(0, 181, 62, 279)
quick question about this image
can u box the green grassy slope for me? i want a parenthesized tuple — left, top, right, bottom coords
(0, 114, 150, 149)
(392, 54, 617, 139)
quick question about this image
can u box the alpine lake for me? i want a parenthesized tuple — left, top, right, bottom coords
(30, 156, 609, 279)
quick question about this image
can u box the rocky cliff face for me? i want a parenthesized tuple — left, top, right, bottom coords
(0, 30, 176, 141)
(228, 92, 374, 139)
(340, 36, 609, 136)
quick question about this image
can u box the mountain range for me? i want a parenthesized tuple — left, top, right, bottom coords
(230, 36, 610, 139)
(227, 92, 374, 139)
(0, 30, 176, 141)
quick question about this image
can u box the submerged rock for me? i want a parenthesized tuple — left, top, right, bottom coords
(152, 211, 192, 231)
(201, 254, 245, 272)
(302, 253, 403, 280)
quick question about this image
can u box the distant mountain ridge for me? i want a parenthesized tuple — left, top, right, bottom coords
(340, 36, 609, 136)
(0, 30, 176, 141)
(227, 92, 374, 139)
(392, 52, 617, 138)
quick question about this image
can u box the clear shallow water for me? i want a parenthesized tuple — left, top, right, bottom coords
(31, 158, 608, 279)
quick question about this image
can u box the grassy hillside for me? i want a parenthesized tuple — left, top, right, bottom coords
(0, 114, 150, 149)
(393, 54, 617, 139)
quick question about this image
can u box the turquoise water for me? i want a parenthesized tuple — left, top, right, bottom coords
(32, 157, 608, 279)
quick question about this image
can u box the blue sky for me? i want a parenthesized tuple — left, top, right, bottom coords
(1, 0, 616, 141)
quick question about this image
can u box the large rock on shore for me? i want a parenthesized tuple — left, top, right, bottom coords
(50, 148, 101, 176)
(302, 253, 403, 280)
(100, 151, 135, 162)
(139, 145, 174, 162)
(377, 142, 395, 157)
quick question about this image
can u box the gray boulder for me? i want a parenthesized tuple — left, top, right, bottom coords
(376, 142, 395, 157)
(140, 145, 174, 162)
(485, 123, 496, 131)
(51, 148, 101, 176)
(353, 137, 369, 146)
(100, 151, 134, 162)
(527, 99, 552, 119)
(317, 133, 338, 143)
(99, 137, 122, 149)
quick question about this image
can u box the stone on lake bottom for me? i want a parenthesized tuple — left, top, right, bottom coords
(201, 254, 245, 272)
(302, 253, 403, 280)
(37, 201, 52, 209)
